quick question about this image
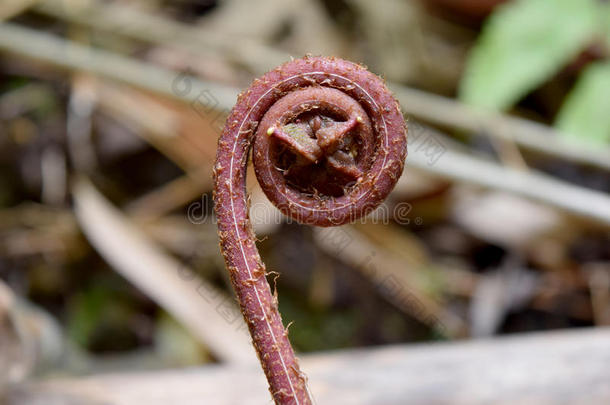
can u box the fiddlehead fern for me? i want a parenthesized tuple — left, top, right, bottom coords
(213, 56, 407, 404)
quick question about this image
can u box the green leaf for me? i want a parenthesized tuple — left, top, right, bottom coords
(555, 61, 610, 145)
(603, 3, 610, 45)
(460, 0, 598, 110)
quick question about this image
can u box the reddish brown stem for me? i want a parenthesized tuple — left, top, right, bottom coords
(213, 56, 407, 404)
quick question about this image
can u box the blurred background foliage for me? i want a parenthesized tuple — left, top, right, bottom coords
(460, 0, 610, 144)
(0, 0, 609, 395)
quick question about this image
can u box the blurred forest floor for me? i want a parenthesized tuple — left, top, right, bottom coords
(0, 0, 609, 399)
